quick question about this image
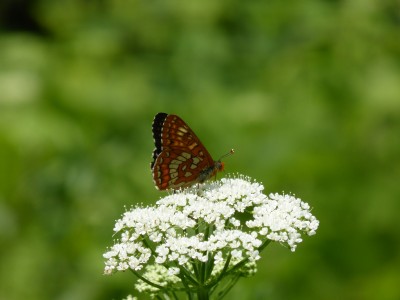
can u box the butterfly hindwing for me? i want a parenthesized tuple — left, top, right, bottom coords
(152, 148, 211, 190)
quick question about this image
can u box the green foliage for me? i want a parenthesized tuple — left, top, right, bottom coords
(1, 0, 400, 299)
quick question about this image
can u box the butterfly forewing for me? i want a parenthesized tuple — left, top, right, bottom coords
(151, 113, 216, 190)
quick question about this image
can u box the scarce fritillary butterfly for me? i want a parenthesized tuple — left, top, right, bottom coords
(151, 113, 234, 190)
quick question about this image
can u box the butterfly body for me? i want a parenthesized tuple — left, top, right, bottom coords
(197, 161, 224, 183)
(151, 113, 226, 190)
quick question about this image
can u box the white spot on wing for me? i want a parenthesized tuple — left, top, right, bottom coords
(182, 152, 191, 159)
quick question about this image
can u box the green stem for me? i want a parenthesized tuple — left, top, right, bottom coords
(129, 269, 165, 290)
(197, 285, 210, 300)
(200, 260, 208, 285)
(178, 272, 193, 300)
(142, 237, 156, 256)
(192, 262, 200, 279)
(216, 274, 240, 300)
(171, 291, 179, 300)
(206, 254, 231, 289)
(204, 252, 215, 281)
(179, 265, 199, 286)
(258, 238, 272, 252)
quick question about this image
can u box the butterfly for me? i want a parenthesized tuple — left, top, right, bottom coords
(151, 112, 234, 190)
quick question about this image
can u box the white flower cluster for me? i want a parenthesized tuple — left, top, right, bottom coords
(103, 175, 319, 276)
(247, 192, 319, 251)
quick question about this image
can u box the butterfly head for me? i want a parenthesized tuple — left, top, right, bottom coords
(215, 161, 225, 172)
(215, 149, 234, 172)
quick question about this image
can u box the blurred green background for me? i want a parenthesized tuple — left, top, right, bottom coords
(1, 0, 400, 299)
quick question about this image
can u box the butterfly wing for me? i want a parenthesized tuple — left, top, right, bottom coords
(151, 113, 215, 190)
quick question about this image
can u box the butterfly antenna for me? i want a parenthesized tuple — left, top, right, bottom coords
(219, 149, 235, 161)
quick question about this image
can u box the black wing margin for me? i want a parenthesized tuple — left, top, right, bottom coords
(151, 112, 168, 170)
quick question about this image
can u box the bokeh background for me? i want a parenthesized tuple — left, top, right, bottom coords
(1, 0, 400, 299)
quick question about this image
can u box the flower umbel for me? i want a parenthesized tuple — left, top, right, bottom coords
(103, 175, 319, 299)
